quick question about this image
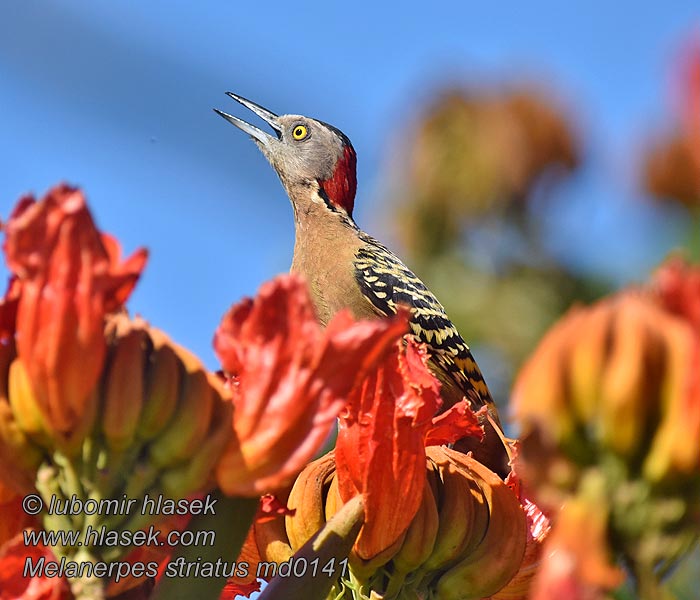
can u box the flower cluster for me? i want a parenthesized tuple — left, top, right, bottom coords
(513, 258, 700, 598)
(0, 186, 233, 599)
(235, 311, 531, 600)
(1, 185, 534, 600)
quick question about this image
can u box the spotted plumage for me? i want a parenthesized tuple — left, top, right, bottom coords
(354, 233, 497, 417)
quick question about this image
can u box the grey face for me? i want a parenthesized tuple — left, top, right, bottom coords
(215, 93, 344, 187)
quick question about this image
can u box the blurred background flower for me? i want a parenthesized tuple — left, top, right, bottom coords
(512, 263, 700, 598)
(643, 34, 700, 212)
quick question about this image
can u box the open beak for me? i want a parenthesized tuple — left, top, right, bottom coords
(214, 92, 282, 147)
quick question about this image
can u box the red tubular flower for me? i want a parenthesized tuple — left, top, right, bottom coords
(214, 274, 409, 496)
(335, 336, 442, 560)
(513, 258, 700, 596)
(2, 184, 147, 446)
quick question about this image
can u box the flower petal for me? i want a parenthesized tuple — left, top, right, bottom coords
(215, 274, 410, 496)
(425, 399, 483, 446)
(336, 336, 441, 560)
(0, 278, 21, 343)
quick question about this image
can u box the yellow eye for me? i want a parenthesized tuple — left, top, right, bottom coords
(292, 125, 308, 140)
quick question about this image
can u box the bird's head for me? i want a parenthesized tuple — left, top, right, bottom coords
(215, 92, 357, 216)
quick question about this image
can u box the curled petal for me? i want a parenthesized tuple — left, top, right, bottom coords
(425, 399, 483, 446)
(259, 494, 295, 522)
(220, 579, 261, 600)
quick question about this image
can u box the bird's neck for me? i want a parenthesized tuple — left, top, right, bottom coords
(287, 184, 364, 325)
(288, 181, 359, 289)
(286, 180, 357, 233)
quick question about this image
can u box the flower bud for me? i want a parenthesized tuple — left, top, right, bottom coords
(0, 341, 43, 494)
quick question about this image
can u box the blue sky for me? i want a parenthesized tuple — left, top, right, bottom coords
(1, 2, 697, 368)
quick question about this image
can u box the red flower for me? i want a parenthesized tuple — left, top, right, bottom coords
(0, 278, 20, 343)
(425, 399, 484, 446)
(335, 336, 442, 560)
(258, 494, 295, 522)
(0, 485, 36, 548)
(0, 533, 72, 600)
(2, 184, 147, 445)
(214, 274, 410, 496)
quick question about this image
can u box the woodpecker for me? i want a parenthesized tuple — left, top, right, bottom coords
(215, 93, 507, 474)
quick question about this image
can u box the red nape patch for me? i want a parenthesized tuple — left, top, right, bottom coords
(319, 145, 357, 215)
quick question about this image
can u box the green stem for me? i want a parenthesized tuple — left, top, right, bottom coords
(629, 553, 676, 600)
(150, 491, 258, 600)
(68, 548, 108, 600)
(259, 495, 365, 600)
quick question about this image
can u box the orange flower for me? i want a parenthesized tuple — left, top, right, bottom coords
(214, 274, 409, 496)
(512, 292, 697, 483)
(335, 336, 442, 560)
(2, 184, 147, 446)
(269, 445, 525, 599)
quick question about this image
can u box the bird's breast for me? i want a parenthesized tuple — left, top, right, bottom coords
(290, 224, 371, 326)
